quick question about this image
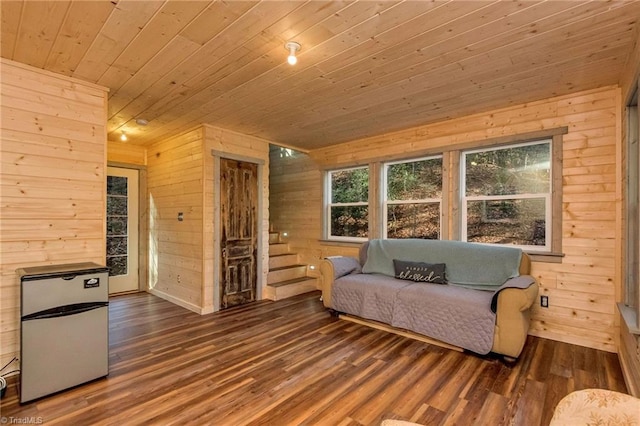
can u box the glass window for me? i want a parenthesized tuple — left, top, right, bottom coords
(106, 175, 129, 276)
(384, 156, 442, 239)
(462, 141, 551, 251)
(326, 166, 369, 240)
(320, 131, 563, 259)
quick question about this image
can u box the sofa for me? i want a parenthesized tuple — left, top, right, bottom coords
(320, 239, 538, 358)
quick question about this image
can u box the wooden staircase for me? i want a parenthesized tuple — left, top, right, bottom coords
(266, 231, 318, 301)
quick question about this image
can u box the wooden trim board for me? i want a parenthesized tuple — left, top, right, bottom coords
(338, 314, 464, 353)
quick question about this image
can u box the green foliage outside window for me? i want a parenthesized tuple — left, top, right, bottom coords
(464, 142, 551, 247)
(387, 158, 442, 200)
(385, 157, 442, 239)
(326, 141, 551, 247)
(331, 168, 368, 203)
(330, 167, 369, 238)
(465, 143, 550, 196)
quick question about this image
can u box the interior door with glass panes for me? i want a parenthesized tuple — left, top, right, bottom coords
(106, 166, 139, 294)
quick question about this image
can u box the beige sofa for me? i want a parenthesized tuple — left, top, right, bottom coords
(321, 239, 538, 358)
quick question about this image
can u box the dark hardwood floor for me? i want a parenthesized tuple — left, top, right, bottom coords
(0, 291, 628, 425)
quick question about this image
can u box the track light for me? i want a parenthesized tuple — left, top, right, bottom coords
(120, 131, 127, 142)
(285, 41, 300, 65)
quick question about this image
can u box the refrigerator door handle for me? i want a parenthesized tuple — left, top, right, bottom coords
(61, 274, 78, 281)
(22, 302, 108, 321)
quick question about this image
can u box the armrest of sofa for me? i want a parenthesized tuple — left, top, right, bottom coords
(490, 275, 536, 313)
(491, 278, 538, 358)
(319, 256, 361, 308)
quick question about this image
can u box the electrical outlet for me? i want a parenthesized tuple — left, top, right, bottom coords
(540, 295, 549, 308)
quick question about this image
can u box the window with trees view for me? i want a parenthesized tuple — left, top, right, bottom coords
(384, 156, 442, 239)
(323, 130, 563, 257)
(462, 141, 551, 250)
(327, 166, 369, 240)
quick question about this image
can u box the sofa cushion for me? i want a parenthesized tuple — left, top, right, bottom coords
(362, 239, 522, 289)
(332, 274, 412, 324)
(393, 259, 446, 284)
(391, 282, 496, 354)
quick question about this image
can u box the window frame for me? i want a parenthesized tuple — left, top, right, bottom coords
(325, 165, 370, 242)
(623, 87, 639, 331)
(382, 155, 444, 240)
(460, 140, 553, 252)
(321, 128, 566, 261)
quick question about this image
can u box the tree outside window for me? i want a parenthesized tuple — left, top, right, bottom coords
(384, 156, 442, 239)
(322, 132, 562, 256)
(462, 141, 551, 250)
(327, 166, 369, 239)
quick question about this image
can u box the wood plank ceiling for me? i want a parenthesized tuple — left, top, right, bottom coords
(2, 0, 639, 151)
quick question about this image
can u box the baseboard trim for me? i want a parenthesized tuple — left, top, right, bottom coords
(338, 314, 464, 353)
(148, 288, 205, 315)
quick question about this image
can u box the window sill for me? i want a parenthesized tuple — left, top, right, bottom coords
(319, 241, 567, 262)
(618, 303, 640, 335)
(319, 239, 364, 248)
(525, 251, 565, 264)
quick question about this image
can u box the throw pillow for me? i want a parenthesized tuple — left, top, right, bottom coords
(393, 259, 447, 284)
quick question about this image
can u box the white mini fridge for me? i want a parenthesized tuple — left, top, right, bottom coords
(18, 262, 109, 403)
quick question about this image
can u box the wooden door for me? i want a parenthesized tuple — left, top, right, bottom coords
(220, 158, 258, 309)
(106, 167, 139, 294)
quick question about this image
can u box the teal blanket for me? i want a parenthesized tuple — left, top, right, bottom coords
(362, 239, 522, 289)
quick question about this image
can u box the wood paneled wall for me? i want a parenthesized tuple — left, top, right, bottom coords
(107, 140, 146, 166)
(0, 59, 108, 367)
(270, 86, 622, 353)
(146, 125, 271, 314)
(146, 127, 204, 312)
(203, 125, 271, 311)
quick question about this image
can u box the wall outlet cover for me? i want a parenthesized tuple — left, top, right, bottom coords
(541, 295, 549, 308)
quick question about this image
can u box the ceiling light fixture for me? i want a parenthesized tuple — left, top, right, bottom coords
(285, 41, 301, 65)
(135, 118, 148, 126)
(120, 131, 127, 142)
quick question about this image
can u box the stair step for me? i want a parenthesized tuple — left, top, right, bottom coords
(269, 232, 280, 244)
(269, 253, 298, 269)
(269, 243, 289, 256)
(268, 264, 307, 284)
(267, 277, 318, 301)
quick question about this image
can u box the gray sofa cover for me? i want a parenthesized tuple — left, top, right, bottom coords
(325, 239, 536, 355)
